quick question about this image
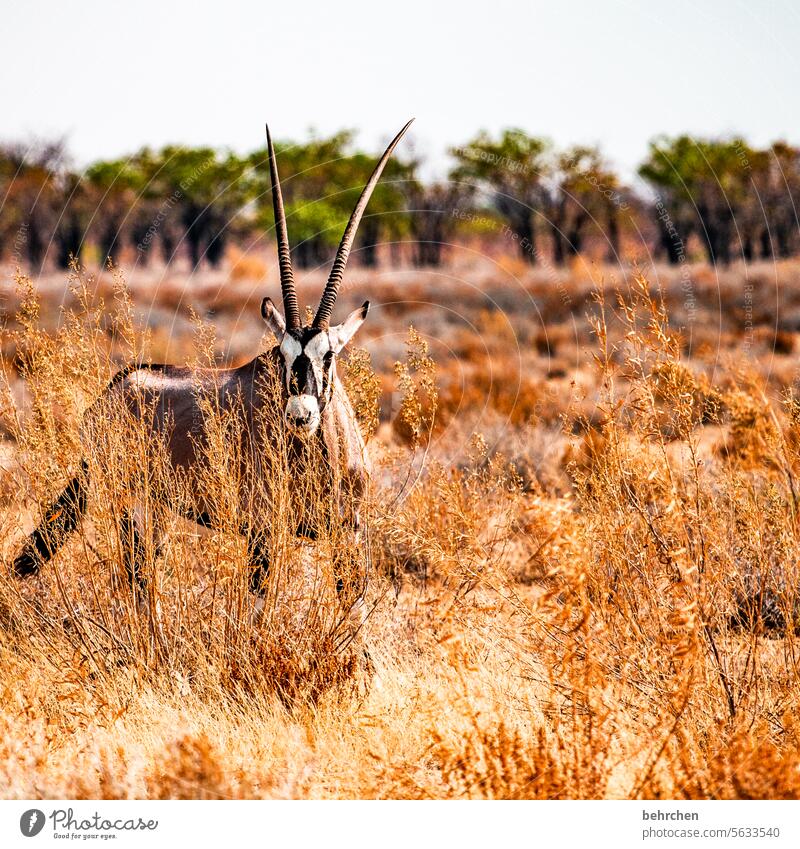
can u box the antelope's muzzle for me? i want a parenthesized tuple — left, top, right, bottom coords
(285, 394, 321, 433)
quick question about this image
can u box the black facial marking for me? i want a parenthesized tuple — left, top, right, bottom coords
(322, 350, 334, 396)
(291, 352, 317, 397)
(292, 327, 325, 346)
(282, 326, 333, 406)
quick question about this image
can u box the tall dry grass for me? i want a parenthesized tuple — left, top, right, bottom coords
(1, 264, 800, 799)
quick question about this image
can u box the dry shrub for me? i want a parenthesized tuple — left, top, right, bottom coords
(714, 388, 780, 467)
(429, 720, 570, 799)
(226, 246, 268, 283)
(1, 269, 368, 712)
(437, 367, 545, 428)
(426, 712, 612, 800)
(373, 437, 523, 593)
(150, 733, 243, 800)
(391, 327, 438, 445)
(340, 346, 382, 440)
(3, 264, 800, 800)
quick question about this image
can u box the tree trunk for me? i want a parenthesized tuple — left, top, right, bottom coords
(159, 229, 177, 265)
(698, 204, 718, 265)
(98, 219, 122, 267)
(295, 237, 329, 269)
(699, 205, 733, 266)
(776, 222, 792, 258)
(55, 215, 83, 269)
(412, 237, 443, 267)
(606, 208, 620, 262)
(187, 224, 203, 269)
(657, 213, 683, 265)
(25, 219, 46, 268)
(206, 229, 226, 267)
(514, 213, 536, 263)
(759, 228, 771, 260)
(550, 225, 566, 266)
(358, 217, 381, 267)
(566, 211, 588, 257)
(742, 234, 754, 263)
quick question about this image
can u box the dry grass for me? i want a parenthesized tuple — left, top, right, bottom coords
(2, 256, 800, 799)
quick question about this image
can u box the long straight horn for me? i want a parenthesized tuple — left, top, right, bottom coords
(266, 124, 300, 329)
(313, 119, 414, 329)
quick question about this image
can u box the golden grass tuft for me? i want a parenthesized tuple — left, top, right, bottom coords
(1, 264, 800, 799)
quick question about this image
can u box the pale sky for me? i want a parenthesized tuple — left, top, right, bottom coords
(3, 0, 799, 178)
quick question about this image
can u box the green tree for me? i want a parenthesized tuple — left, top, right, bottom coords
(546, 146, 625, 264)
(247, 131, 411, 269)
(743, 142, 800, 260)
(450, 129, 549, 263)
(640, 135, 751, 265)
(0, 140, 67, 269)
(84, 158, 144, 266)
(248, 131, 353, 269)
(150, 146, 248, 268)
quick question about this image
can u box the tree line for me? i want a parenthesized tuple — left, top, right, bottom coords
(1, 129, 798, 272)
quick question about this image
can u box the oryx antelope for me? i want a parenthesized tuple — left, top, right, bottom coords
(12, 119, 414, 611)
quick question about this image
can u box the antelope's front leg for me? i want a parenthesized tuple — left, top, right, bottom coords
(117, 506, 166, 653)
(246, 531, 271, 624)
(118, 505, 166, 598)
(246, 531, 272, 592)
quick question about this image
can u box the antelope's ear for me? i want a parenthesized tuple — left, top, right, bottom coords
(261, 297, 286, 338)
(329, 301, 369, 353)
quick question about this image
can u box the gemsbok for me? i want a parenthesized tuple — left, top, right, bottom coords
(12, 119, 414, 618)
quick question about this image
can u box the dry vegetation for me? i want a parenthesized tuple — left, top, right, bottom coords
(2, 253, 800, 799)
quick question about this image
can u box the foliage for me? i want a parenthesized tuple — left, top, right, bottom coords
(2, 128, 800, 273)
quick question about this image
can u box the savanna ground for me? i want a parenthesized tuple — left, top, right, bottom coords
(2, 251, 800, 799)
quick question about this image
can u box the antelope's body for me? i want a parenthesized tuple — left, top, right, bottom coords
(102, 354, 369, 522)
(12, 119, 413, 608)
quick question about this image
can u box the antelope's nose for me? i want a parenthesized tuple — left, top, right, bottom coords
(286, 394, 319, 429)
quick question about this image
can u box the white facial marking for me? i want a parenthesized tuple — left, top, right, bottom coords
(280, 335, 302, 392)
(304, 332, 331, 393)
(305, 333, 331, 358)
(280, 335, 302, 361)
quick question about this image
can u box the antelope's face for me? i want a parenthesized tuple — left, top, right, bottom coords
(262, 298, 369, 435)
